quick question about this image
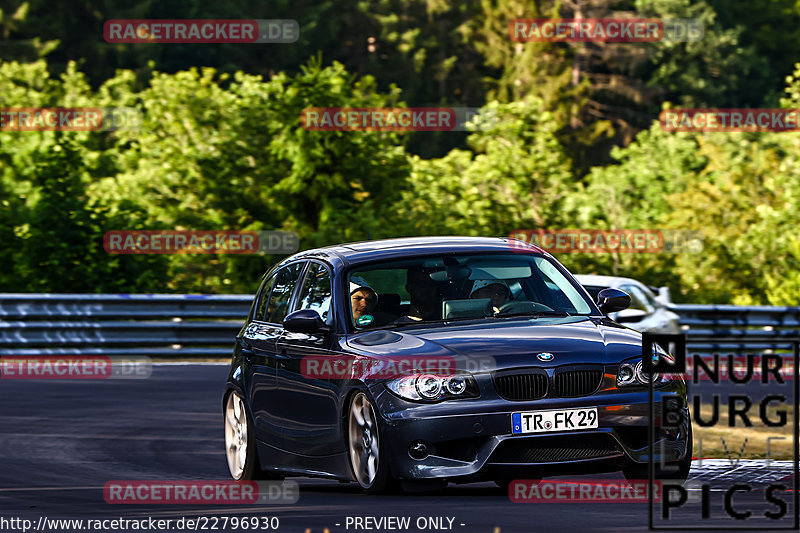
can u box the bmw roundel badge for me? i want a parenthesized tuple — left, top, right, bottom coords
(537, 352, 554, 362)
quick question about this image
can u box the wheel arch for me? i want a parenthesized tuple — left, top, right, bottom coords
(341, 383, 371, 448)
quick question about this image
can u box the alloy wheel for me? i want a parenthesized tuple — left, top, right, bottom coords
(348, 392, 380, 487)
(225, 393, 248, 480)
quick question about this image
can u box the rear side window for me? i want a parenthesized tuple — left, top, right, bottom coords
(296, 262, 332, 322)
(253, 275, 276, 322)
(265, 262, 306, 324)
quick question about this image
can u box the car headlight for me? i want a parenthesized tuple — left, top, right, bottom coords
(617, 363, 636, 386)
(445, 375, 468, 395)
(617, 344, 676, 387)
(417, 374, 442, 398)
(385, 373, 479, 402)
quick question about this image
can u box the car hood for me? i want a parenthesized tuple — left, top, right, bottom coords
(344, 316, 642, 372)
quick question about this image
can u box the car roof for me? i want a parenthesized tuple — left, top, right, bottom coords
(280, 236, 545, 269)
(574, 274, 645, 288)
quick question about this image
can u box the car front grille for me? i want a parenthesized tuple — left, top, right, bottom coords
(489, 433, 622, 464)
(554, 368, 603, 397)
(493, 372, 548, 401)
(493, 366, 603, 400)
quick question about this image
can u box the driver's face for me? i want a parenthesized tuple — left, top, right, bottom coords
(470, 284, 509, 308)
(351, 289, 376, 319)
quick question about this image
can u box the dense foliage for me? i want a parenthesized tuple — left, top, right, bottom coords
(1, 0, 798, 303)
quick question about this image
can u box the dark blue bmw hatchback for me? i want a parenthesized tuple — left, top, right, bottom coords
(223, 237, 691, 493)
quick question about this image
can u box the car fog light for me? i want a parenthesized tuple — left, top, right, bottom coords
(417, 375, 442, 399)
(409, 440, 429, 460)
(445, 376, 467, 395)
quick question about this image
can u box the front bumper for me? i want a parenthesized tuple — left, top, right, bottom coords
(370, 381, 690, 481)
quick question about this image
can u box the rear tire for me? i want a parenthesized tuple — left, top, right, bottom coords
(224, 392, 283, 481)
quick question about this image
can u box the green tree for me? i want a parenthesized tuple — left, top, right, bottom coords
(0, 58, 412, 293)
(92, 57, 411, 292)
(571, 97, 800, 305)
(394, 97, 574, 236)
(466, 0, 768, 174)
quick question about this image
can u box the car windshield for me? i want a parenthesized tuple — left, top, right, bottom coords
(346, 253, 594, 330)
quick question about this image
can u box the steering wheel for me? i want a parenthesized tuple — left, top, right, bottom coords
(496, 301, 555, 315)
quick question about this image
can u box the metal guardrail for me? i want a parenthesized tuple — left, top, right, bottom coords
(0, 293, 252, 357)
(0, 294, 798, 358)
(670, 304, 800, 352)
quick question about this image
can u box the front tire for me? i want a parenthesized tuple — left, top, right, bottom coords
(347, 392, 397, 494)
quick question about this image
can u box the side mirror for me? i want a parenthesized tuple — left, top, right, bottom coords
(283, 309, 326, 333)
(597, 288, 631, 314)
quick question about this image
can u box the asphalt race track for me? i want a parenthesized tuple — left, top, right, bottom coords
(0, 364, 797, 533)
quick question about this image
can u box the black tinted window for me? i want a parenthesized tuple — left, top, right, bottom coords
(253, 275, 276, 322)
(265, 262, 305, 324)
(297, 263, 332, 321)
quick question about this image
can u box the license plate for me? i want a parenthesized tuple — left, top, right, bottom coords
(511, 408, 598, 434)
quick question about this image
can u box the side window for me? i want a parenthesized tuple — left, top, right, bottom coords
(621, 284, 652, 313)
(296, 263, 332, 322)
(253, 275, 276, 322)
(639, 285, 660, 309)
(265, 262, 306, 324)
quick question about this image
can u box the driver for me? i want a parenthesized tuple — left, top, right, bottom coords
(469, 279, 510, 313)
(350, 278, 379, 327)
